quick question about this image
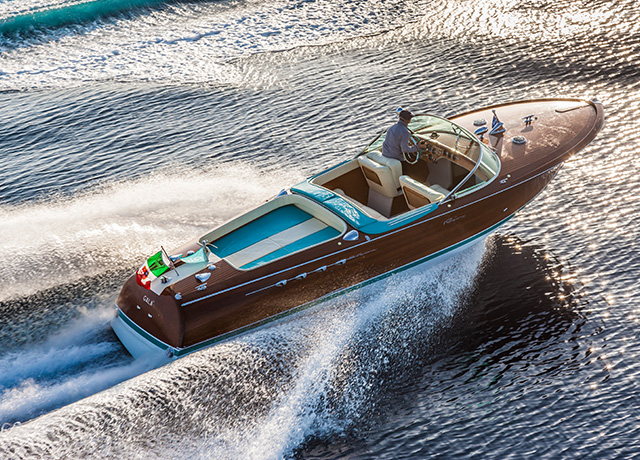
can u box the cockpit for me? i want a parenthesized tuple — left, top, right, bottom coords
(301, 114, 501, 226)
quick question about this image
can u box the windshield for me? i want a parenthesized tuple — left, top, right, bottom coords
(361, 114, 500, 197)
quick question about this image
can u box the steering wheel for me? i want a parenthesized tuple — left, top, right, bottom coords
(404, 135, 424, 164)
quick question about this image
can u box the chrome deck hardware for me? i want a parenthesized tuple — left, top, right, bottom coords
(523, 114, 536, 126)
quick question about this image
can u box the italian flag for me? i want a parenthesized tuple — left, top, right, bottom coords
(136, 251, 171, 289)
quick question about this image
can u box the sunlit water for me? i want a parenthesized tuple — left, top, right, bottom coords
(1, 0, 639, 458)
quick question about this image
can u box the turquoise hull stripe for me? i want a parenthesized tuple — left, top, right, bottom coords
(240, 226, 341, 270)
(116, 309, 170, 350)
(210, 205, 312, 259)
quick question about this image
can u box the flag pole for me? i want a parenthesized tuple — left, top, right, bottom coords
(161, 245, 179, 276)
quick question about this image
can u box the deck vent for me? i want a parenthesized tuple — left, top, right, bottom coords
(196, 273, 211, 283)
(473, 119, 487, 126)
(512, 136, 527, 145)
(343, 230, 359, 241)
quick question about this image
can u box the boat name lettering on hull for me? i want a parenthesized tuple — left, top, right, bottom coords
(444, 215, 466, 225)
(142, 295, 155, 307)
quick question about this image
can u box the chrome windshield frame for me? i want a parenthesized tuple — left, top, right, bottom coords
(442, 142, 487, 202)
(358, 113, 501, 203)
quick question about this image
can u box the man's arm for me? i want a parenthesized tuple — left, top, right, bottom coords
(400, 130, 423, 154)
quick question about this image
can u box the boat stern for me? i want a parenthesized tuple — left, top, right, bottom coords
(113, 275, 184, 358)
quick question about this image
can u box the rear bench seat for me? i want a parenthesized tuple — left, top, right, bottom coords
(209, 204, 341, 270)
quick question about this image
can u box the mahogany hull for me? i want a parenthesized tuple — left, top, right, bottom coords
(112, 98, 604, 358)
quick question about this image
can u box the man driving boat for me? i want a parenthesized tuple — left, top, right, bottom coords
(382, 109, 427, 164)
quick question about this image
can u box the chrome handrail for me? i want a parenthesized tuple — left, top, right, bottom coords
(442, 141, 487, 203)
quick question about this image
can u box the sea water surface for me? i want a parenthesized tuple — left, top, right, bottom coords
(0, 0, 639, 458)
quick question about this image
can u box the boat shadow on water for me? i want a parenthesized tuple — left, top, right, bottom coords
(453, 234, 592, 358)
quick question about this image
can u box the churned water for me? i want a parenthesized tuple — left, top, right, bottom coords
(1, 0, 639, 458)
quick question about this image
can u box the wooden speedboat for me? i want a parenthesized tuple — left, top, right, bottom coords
(111, 98, 604, 358)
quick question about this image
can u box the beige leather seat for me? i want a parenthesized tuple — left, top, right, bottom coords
(399, 175, 447, 209)
(357, 151, 403, 198)
(430, 184, 450, 197)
